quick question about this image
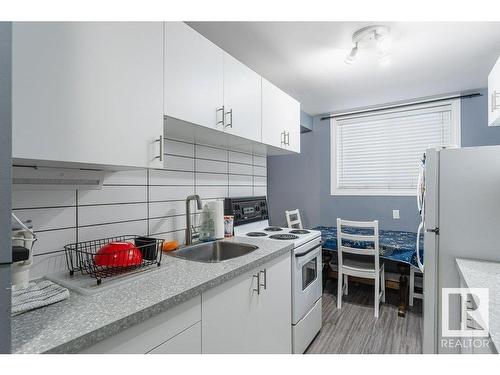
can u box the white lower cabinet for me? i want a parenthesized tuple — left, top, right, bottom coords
(202, 252, 292, 354)
(148, 322, 201, 354)
(79, 253, 292, 354)
(79, 296, 201, 354)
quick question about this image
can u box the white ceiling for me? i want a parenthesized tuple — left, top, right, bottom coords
(187, 22, 500, 116)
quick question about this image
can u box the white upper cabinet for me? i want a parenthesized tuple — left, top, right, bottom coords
(488, 57, 500, 127)
(12, 22, 164, 169)
(223, 53, 262, 142)
(164, 22, 224, 130)
(262, 78, 300, 153)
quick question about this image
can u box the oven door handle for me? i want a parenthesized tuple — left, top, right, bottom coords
(295, 243, 322, 258)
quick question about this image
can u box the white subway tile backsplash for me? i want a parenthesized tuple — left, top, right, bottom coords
(196, 144, 228, 161)
(229, 186, 253, 197)
(196, 159, 227, 174)
(253, 165, 267, 177)
(164, 155, 195, 171)
(79, 203, 147, 226)
(254, 186, 268, 196)
(12, 189, 76, 209)
(149, 185, 195, 202)
(196, 185, 229, 199)
(13, 207, 76, 232)
(31, 228, 76, 256)
(254, 176, 267, 187)
(229, 151, 252, 165)
(164, 138, 194, 158)
(149, 215, 187, 236)
(149, 200, 186, 219)
(16, 139, 267, 280)
(149, 169, 194, 186)
(229, 163, 253, 175)
(253, 155, 267, 167)
(196, 172, 228, 186)
(78, 220, 148, 243)
(103, 170, 147, 185)
(229, 174, 253, 186)
(78, 186, 147, 206)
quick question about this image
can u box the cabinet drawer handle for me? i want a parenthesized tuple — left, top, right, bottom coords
(260, 269, 267, 290)
(493, 91, 500, 112)
(253, 273, 260, 294)
(216, 106, 225, 127)
(224, 108, 233, 129)
(154, 135, 163, 162)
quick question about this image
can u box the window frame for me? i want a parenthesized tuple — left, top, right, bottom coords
(330, 99, 461, 197)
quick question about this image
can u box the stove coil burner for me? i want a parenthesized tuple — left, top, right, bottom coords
(264, 227, 283, 232)
(289, 229, 310, 234)
(269, 234, 299, 240)
(246, 232, 267, 237)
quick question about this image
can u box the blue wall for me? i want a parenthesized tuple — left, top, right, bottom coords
(268, 89, 500, 231)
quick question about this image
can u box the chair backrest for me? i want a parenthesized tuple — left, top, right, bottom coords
(285, 209, 303, 229)
(336, 218, 379, 271)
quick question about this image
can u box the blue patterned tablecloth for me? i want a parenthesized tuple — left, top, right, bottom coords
(315, 226, 424, 269)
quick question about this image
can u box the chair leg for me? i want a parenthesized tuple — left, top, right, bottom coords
(374, 272, 380, 318)
(409, 268, 415, 308)
(344, 274, 348, 295)
(337, 271, 343, 309)
(381, 265, 386, 303)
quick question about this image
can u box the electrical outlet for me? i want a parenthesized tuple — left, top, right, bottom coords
(393, 210, 400, 219)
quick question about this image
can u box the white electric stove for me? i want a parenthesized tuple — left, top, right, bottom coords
(225, 196, 323, 354)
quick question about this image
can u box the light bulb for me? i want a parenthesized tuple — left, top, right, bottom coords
(344, 44, 358, 65)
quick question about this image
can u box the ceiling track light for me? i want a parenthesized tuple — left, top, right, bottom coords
(345, 25, 392, 66)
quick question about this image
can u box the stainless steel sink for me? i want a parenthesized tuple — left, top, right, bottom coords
(167, 241, 258, 263)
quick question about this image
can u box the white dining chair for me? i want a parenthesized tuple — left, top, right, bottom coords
(336, 218, 385, 318)
(285, 209, 303, 229)
(409, 267, 423, 307)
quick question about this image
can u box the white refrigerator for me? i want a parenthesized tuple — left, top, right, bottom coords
(421, 146, 500, 354)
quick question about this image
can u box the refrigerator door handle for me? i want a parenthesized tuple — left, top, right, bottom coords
(416, 221, 425, 272)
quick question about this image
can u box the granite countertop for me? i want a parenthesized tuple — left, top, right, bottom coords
(12, 237, 293, 354)
(455, 258, 500, 351)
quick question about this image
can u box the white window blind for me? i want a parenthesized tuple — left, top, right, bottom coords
(331, 100, 460, 196)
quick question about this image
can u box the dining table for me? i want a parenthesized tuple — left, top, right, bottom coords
(314, 226, 424, 317)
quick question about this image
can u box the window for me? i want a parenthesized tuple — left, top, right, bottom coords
(331, 100, 461, 196)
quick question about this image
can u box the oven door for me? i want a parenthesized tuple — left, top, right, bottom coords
(292, 238, 322, 325)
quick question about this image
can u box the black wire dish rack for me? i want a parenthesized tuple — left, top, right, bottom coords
(64, 235, 164, 285)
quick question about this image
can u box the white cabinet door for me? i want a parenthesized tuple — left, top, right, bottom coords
(262, 78, 300, 152)
(12, 22, 164, 169)
(223, 53, 262, 142)
(488, 57, 500, 127)
(256, 253, 292, 353)
(202, 267, 260, 353)
(164, 22, 224, 130)
(79, 296, 201, 354)
(148, 322, 201, 354)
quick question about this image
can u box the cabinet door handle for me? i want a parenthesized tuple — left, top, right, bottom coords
(216, 106, 225, 127)
(253, 273, 260, 294)
(285, 132, 290, 146)
(493, 91, 500, 112)
(260, 269, 267, 290)
(224, 108, 233, 129)
(280, 130, 286, 146)
(154, 135, 163, 162)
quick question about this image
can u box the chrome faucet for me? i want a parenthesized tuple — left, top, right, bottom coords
(185, 194, 203, 246)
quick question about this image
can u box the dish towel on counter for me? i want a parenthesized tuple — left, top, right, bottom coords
(11, 280, 70, 316)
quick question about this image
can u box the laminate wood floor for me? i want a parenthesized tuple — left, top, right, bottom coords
(305, 280, 423, 354)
